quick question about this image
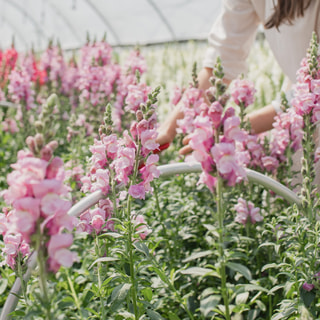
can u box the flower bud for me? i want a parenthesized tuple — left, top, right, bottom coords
(219, 93, 230, 107)
(206, 87, 216, 103)
(34, 133, 44, 149)
(136, 110, 144, 122)
(47, 93, 58, 110)
(47, 140, 58, 151)
(34, 120, 44, 133)
(40, 145, 53, 161)
(209, 76, 216, 86)
(140, 103, 147, 113)
(26, 136, 36, 153)
(145, 109, 154, 119)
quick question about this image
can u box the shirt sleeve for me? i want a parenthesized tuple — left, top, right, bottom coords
(203, 0, 260, 81)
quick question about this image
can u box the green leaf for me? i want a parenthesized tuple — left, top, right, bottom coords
(111, 283, 132, 304)
(141, 287, 153, 302)
(152, 267, 170, 285)
(261, 263, 279, 272)
(146, 309, 165, 320)
(200, 295, 220, 317)
(238, 284, 269, 293)
(226, 262, 252, 281)
(235, 291, 249, 305)
(8, 310, 26, 317)
(86, 307, 100, 317)
(99, 232, 123, 239)
(0, 278, 8, 295)
(300, 288, 316, 308)
(180, 267, 213, 277)
(182, 250, 212, 263)
(134, 241, 150, 257)
(255, 300, 266, 311)
(89, 257, 119, 270)
(168, 312, 181, 320)
(269, 284, 284, 295)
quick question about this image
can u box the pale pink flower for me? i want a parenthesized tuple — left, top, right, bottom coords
(292, 92, 315, 116)
(197, 171, 217, 192)
(141, 129, 159, 151)
(208, 101, 223, 128)
(0, 213, 8, 235)
(125, 83, 150, 112)
(46, 157, 64, 180)
(171, 86, 183, 105)
(261, 156, 279, 174)
(90, 168, 110, 195)
(90, 207, 106, 233)
(129, 183, 146, 200)
(234, 198, 263, 225)
(311, 79, 320, 95)
(223, 116, 246, 142)
(211, 142, 247, 186)
(132, 214, 151, 240)
(231, 79, 256, 107)
(47, 233, 78, 272)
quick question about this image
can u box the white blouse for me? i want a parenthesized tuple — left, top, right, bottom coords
(203, 0, 320, 83)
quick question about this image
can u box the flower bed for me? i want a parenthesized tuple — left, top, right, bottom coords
(0, 34, 319, 319)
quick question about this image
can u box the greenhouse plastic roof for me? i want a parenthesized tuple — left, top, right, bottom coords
(0, 0, 222, 51)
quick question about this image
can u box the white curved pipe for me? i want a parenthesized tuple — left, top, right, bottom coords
(0, 162, 300, 319)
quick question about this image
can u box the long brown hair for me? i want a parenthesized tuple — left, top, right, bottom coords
(265, 0, 313, 29)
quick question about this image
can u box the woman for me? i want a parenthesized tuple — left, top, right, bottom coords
(157, 0, 318, 154)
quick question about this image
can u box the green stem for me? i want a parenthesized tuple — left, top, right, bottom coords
(66, 270, 85, 320)
(216, 175, 231, 320)
(215, 128, 230, 320)
(37, 248, 52, 320)
(153, 181, 168, 238)
(110, 169, 119, 218)
(95, 235, 106, 320)
(125, 142, 142, 320)
(126, 194, 139, 320)
(16, 252, 28, 305)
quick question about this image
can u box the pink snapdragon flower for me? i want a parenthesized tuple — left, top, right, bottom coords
(231, 78, 256, 107)
(129, 183, 146, 200)
(47, 233, 78, 273)
(223, 116, 246, 142)
(125, 83, 151, 112)
(211, 142, 247, 186)
(208, 101, 224, 128)
(302, 282, 314, 292)
(234, 198, 263, 225)
(125, 50, 147, 75)
(132, 214, 151, 240)
(1, 148, 75, 271)
(8, 66, 35, 110)
(171, 86, 183, 106)
(292, 92, 315, 116)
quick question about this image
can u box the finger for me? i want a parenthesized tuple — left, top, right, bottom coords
(182, 135, 191, 145)
(179, 145, 193, 155)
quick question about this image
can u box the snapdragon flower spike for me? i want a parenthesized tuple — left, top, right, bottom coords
(176, 85, 205, 134)
(40, 45, 66, 88)
(124, 49, 147, 76)
(8, 66, 35, 110)
(80, 84, 161, 236)
(0, 145, 77, 272)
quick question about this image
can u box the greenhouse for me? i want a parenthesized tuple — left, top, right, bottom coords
(0, 1, 320, 319)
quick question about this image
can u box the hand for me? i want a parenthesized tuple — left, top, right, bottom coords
(179, 135, 193, 155)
